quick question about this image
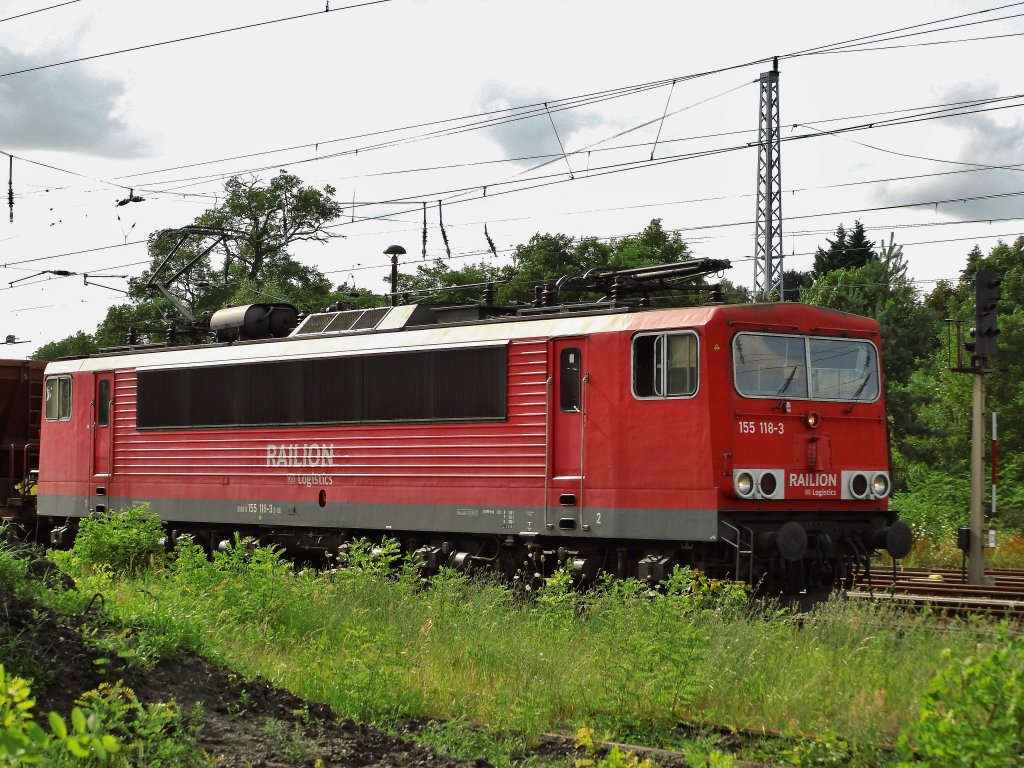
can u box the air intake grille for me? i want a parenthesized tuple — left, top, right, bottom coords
(294, 308, 389, 335)
(137, 345, 507, 429)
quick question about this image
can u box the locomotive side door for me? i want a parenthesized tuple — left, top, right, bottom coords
(550, 338, 589, 525)
(90, 372, 114, 510)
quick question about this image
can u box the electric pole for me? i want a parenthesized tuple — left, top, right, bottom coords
(753, 58, 782, 302)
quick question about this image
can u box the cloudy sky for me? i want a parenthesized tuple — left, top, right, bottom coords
(1, 0, 1022, 349)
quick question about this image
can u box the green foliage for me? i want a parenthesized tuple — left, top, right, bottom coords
(534, 565, 580, 611)
(896, 626, 1024, 767)
(803, 228, 939, 491)
(0, 663, 50, 765)
(813, 220, 875, 276)
(893, 235, 1024, 529)
(396, 259, 504, 306)
(47, 704, 121, 764)
(69, 683, 205, 767)
(0, 529, 30, 599)
(87, 172, 348, 348)
(774, 730, 853, 768)
(891, 466, 970, 542)
(573, 727, 656, 768)
(0, 663, 123, 766)
(32, 331, 99, 362)
(172, 535, 293, 624)
(340, 536, 405, 577)
(501, 220, 694, 305)
(681, 746, 738, 768)
(659, 565, 750, 613)
(62, 505, 165, 576)
(781, 268, 813, 302)
(404, 219, 696, 307)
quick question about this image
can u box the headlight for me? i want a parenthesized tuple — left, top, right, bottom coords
(758, 472, 778, 497)
(872, 473, 890, 498)
(850, 473, 869, 499)
(735, 472, 754, 497)
(842, 470, 890, 500)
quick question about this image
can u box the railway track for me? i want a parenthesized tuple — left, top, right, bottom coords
(846, 565, 1024, 616)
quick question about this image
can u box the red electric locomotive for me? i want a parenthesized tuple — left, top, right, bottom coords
(37, 261, 911, 587)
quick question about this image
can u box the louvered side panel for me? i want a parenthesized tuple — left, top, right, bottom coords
(110, 370, 137, 474)
(112, 341, 551, 482)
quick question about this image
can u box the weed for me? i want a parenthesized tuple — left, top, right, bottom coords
(414, 720, 533, 767)
(573, 727, 656, 768)
(73, 681, 208, 766)
(659, 565, 750, 613)
(0, 662, 122, 766)
(263, 716, 320, 765)
(55, 505, 165, 577)
(895, 624, 1024, 767)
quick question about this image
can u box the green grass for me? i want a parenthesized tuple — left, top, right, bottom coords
(33, 511, 1024, 767)
(69, 536, 1018, 768)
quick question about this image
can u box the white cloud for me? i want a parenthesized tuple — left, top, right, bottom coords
(872, 80, 1024, 221)
(473, 81, 606, 164)
(0, 48, 153, 157)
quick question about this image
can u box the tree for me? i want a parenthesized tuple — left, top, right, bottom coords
(32, 331, 98, 362)
(802, 234, 938, 488)
(813, 220, 876, 277)
(104, 172, 345, 345)
(781, 268, 813, 302)
(894, 236, 1024, 529)
(200, 172, 343, 282)
(498, 219, 694, 305)
(395, 259, 504, 306)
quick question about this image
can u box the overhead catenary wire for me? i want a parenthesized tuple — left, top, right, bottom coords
(782, 1, 1024, 57)
(0, 0, 81, 24)
(5, 45, 1020, 217)
(311, 98, 1024, 232)
(4, 5, 1019, 319)
(0, 0, 399, 79)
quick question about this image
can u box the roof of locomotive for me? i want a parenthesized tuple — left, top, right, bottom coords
(43, 301, 880, 375)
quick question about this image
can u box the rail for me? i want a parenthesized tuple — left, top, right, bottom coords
(847, 566, 1024, 616)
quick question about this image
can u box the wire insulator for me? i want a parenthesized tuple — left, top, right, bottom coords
(438, 200, 451, 258)
(485, 223, 497, 258)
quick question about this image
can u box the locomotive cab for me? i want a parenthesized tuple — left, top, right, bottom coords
(715, 312, 911, 585)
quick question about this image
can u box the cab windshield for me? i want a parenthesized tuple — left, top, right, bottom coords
(733, 332, 879, 402)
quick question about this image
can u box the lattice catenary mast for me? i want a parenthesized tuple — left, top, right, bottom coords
(753, 58, 782, 301)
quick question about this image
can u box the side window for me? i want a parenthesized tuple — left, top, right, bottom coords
(665, 334, 698, 396)
(98, 379, 110, 427)
(45, 376, 72, 421)
(633, 332, 698, 399)
(559, 347, 581, 412)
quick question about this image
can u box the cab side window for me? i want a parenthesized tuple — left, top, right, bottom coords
(559, 347, 582, 412)
(633, 332, 698, 399)
(98, 379, 110, 427)
(45, 376, 72, 421)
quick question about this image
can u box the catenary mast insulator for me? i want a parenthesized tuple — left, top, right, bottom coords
(753, 58, 783, 302)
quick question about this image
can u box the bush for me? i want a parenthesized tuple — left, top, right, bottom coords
(0, 528, 29, 598)
(0, 663, 120, 766)
(896, 625, 1024, 767)
(67, 505, 165, 576)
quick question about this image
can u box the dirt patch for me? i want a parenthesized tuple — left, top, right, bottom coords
(3, 593, 482, 768)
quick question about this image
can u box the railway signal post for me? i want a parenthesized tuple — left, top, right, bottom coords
(963, 269, 1002, 584)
